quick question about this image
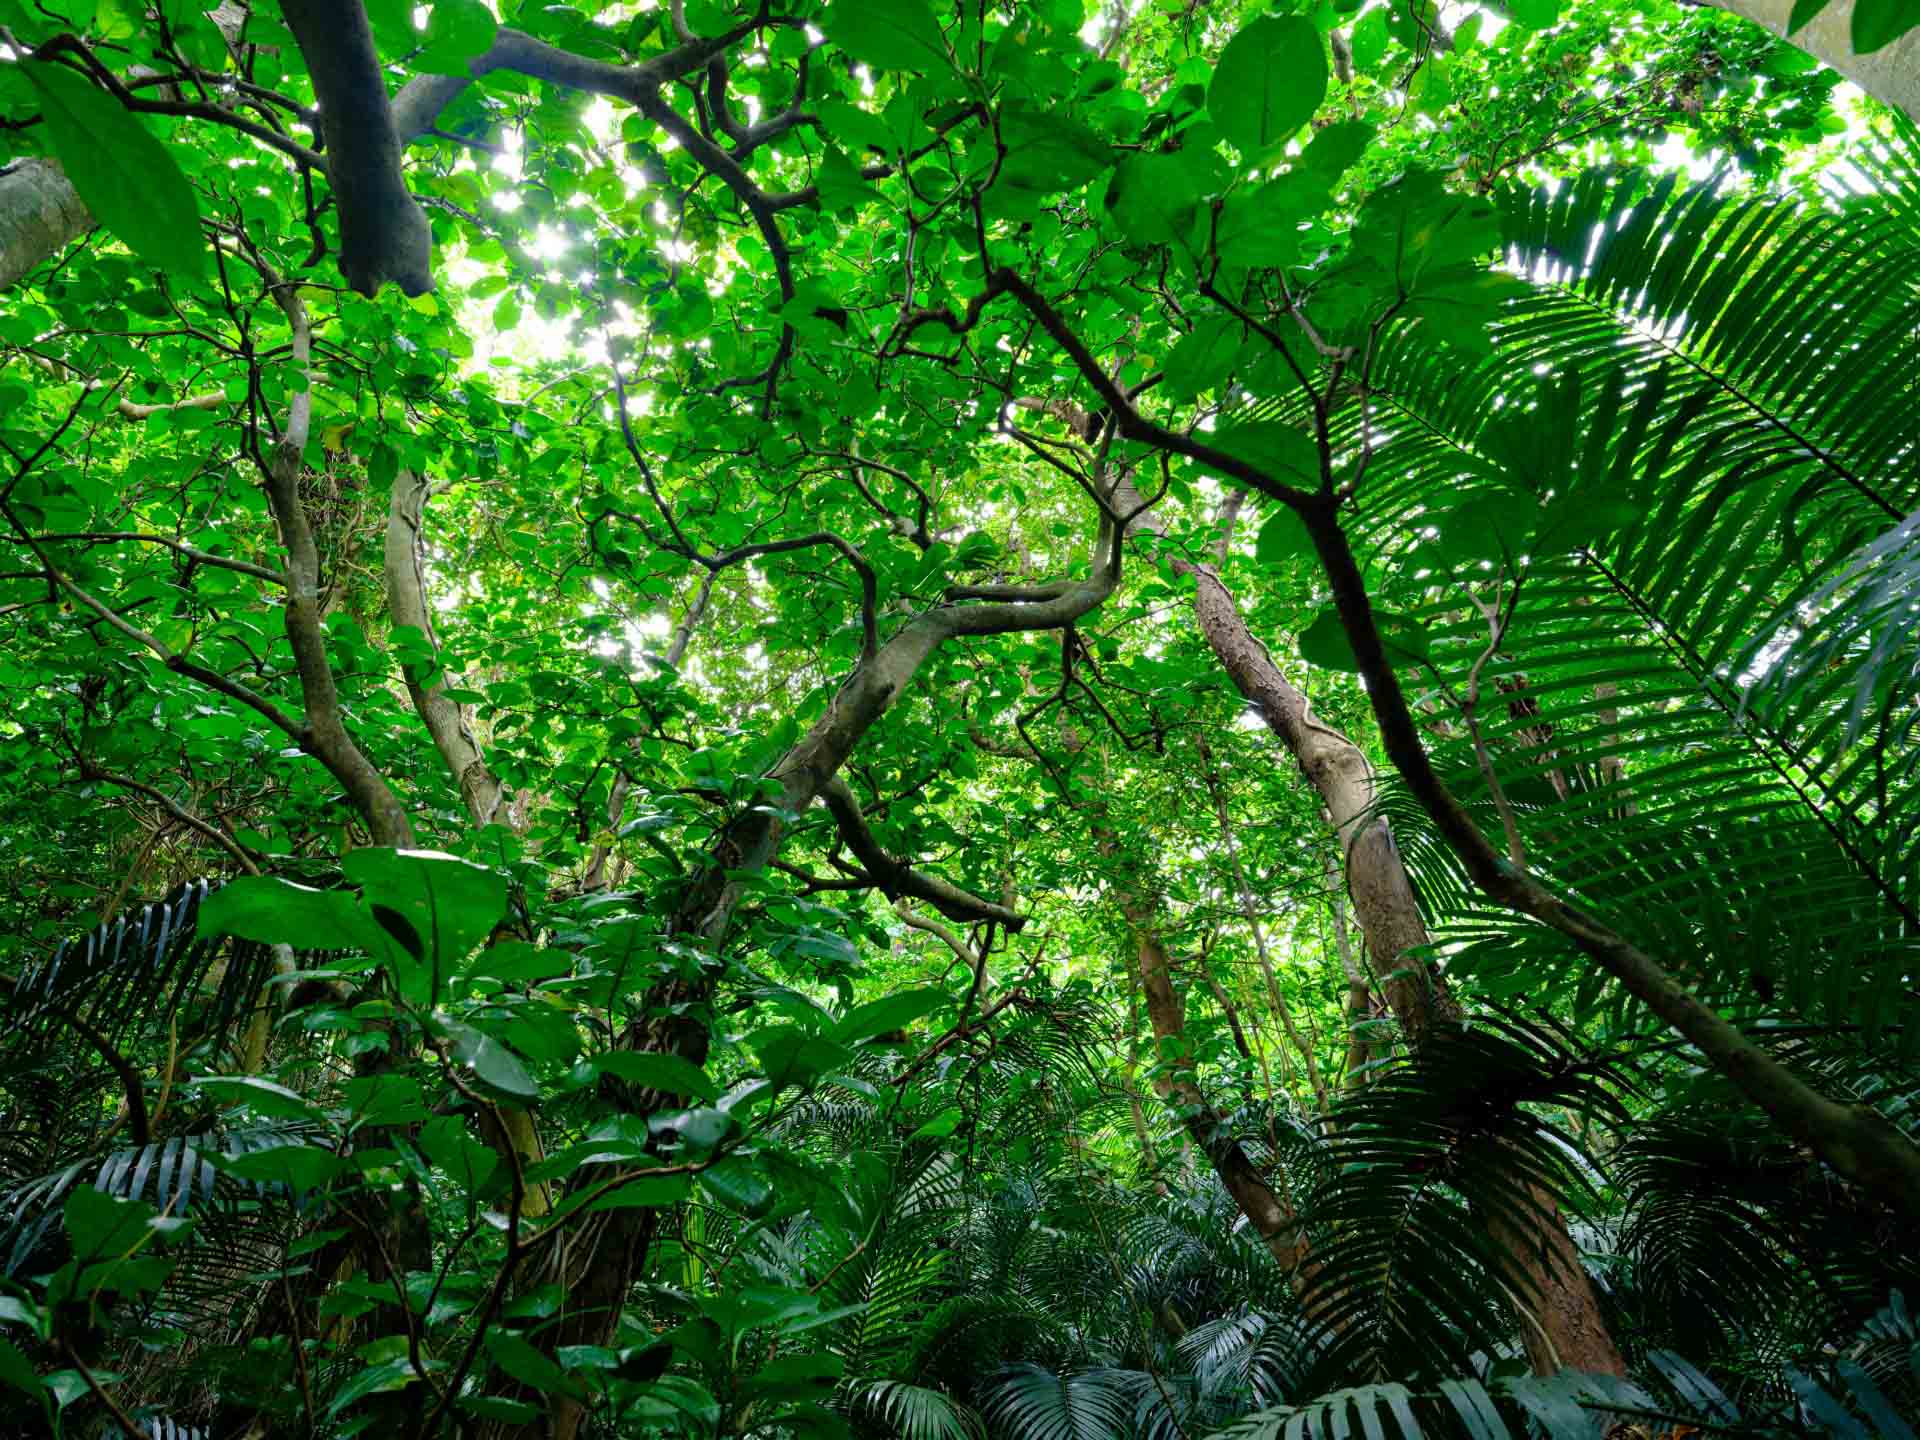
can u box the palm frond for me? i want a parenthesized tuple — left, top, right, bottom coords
(1294, 1013, 1630, 1381)
(848, 1379, 986, 1440)
(980, 1364, 1143, 1440)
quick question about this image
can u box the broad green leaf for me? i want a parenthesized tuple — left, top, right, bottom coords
(1427, 491, 1539, 567)
(1161, 316, 1245, 399)
(64, 1187, 160, 1260)
(750, 1027, 857, 1089)
(327, 1359, 423, 1416)
(1209, 16, 1328, 159)
(995, 100, 1114, 200)
(417, 1115, 500, 1193)
(344, 849, 508, 1005)
(1298, 606, 1432, 672)
(701, 1157, 774, 1214)
(577, 1051, 720, 1102)
(1214, 172, 1327, 266)
(1506, 0, 1561, 26)
(738, 1351, 845, 1403)
(835, 985, 946, 1042)
(1787, 0, 1831, 31)
(1350, 7, 1390, 71)
(1255, 507, 1314, 566)
(1211, 421, 1320, 484)
(1852, 0, 1919, 51)
(188, 1076, 331, 1125)
(1299, 119, 1372, 184)
(823, 0, 949, 71)
(0, 1338, 40, 1400)
(199, 876, 377, 952)
(1106, 153, 1205, 253)
(341, 1073, 431, 1128)
(586, 1172, 697, 1210)
(213, 1143, 347, 1193)
(814, 98, 895, 156)
(908, 1105, 963, 1140)
(443, 1020, 540, 1102)
(21, 61, 207, 284)
(418, 0, 499, 74)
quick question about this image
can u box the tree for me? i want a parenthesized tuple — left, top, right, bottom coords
(1, 0, 1917, 1437)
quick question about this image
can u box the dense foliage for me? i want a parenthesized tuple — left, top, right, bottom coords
(2, 0, 1919, 1437)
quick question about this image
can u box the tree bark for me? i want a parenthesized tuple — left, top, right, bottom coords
(277, 0, 435, 295)
(260, 280, 412, 847)
(383, 469, 505, 828)
(0, 159, 91, 289)
(1129, 899, 1311, 1274)
(1709, 0, 1920, 118)
(1116, 482, 1626, 1376)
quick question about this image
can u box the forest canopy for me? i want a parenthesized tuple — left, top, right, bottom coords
(2, 0, 1920, 1437)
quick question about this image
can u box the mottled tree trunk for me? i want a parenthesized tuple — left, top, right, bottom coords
(1710, 0, 1920, 118)
(1128, 901, 1310, 1274)
(1117, 484, 1626, 1377)
(0, 159, 91, 290)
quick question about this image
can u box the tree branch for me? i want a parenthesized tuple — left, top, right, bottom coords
(820, 776, 1025, 928)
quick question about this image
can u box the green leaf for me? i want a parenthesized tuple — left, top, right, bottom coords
(64, 1187, 159, 1260)
(0, 1337, 41, 1400)
(1787, 0, 1831, 31)
(188, 1076, 332, 1125)
(1852, 0, 1919, 51)
(212, 1143, 347, 1193)
(1299, 119, 1372, 185)
(1209, 15, 1328, 159)
(1161, 316, 1244, 399)
(1255, 507, 1313, 567)
(1505, 0, 1560, 26)
(995, 100, 1114, 199)
(443, 1020, 541, 1102)
(586, 1172, 697, 1210)
(417, 0, 499, 74)
(344, 849, 508, 1005)
(1427, 490, 1539, 567)
(578, 1051, 720, 1102)
(1214, 172, 1325, 267)
(835, 985, 946, 1042)
(1298, 606, 1432, 672)
(1106, 153, 1205, 253)
(328, 1359, 422, 1416)
(21, 62, 207, 284)
(199, 876, 377, 951)
(909, 1105, 964, 1140)
(701, 1157, 774, 1215)
(417, 1115, 500, 1193)
(823, 0, 950, 72)
(750, 1026, 857, 1089)
(814, 98, 895, 156)
(1350, 7, 1390, 72)
(1211, 421, 1320, 484)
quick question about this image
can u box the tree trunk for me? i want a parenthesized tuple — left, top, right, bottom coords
(1118, 483, 1626, 1377)
(383, 469, 506, 828)
(1129, 901, 1310, 1274)
(0, 159, 91, 290)
(1709, 0, 1920, 118)
(493, 529, 1123, 1440)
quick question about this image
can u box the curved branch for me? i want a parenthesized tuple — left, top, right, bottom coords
(39, 530, 283, 585)
(277, 0, 432, 296)
(79, 764, 262, 876)
(820, 776, 1025, 929)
